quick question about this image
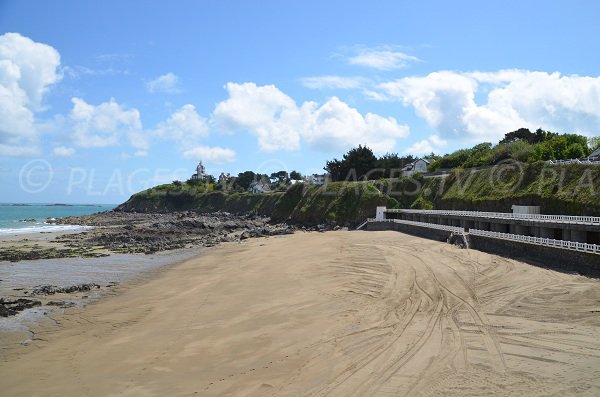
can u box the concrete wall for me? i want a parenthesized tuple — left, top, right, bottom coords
(469, 235, 600, 277)
(366, 221, 452, 242)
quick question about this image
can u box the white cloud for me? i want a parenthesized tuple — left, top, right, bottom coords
(146, 72, 181, 94)
(69, 97, 147, 149)
(183, 145, 236, 163)
(154, 104, 208, 147)
(303, 97, 410, 153)
(212, 82, 410, 153)
(348, 49, 419, 70)
(302, 75, 367, 90)
(53, 146, 75, 157)
(0, 32, 61, 156)
(63, 65, 129, 79)
(212, 82, 302, 151)
(380, 70, 600, 142)
(405, 135, 447, 155)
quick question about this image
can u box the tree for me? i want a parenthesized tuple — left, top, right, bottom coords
(589, 137, 600, 152)
(270, 170, 289, 185)
(290, 170, 303, 180)
(234, 171, 256, 190)
(324, 145, 378, 181)
(499, 128, 533, 144)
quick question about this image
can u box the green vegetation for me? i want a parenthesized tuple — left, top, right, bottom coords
(428, 129, 593, 171)
(375, 162, 600, 215)
(324, 145, 416, 181)
(118, 180, 397, 226)
(119, 161, 600, 222)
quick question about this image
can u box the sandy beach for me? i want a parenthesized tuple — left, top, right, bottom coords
(1, 230, 599, 396)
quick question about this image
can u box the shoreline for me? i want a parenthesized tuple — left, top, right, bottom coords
(0, 239, 211, 353)
(1, 230, 599, 395)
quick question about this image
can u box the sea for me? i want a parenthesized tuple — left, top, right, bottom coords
(0, 203, 116, 235)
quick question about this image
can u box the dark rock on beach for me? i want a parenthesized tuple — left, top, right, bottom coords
(0, 298, 42, 317)
(31, 283, 101, 296)
(50, 211, 297, 256)
(1, 211, 297, 262)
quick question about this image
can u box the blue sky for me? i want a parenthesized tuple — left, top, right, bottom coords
(1, 0, 599, 204)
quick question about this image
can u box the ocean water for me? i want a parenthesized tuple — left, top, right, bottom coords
(0, 203, 116, 234)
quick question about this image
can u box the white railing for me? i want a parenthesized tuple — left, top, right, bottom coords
(470, 229, 600, 254)
(369, 218, 463, 233)
(547, 158, 600, 165)
(356, 220, 368, 230)
(384, 209, 600, 225)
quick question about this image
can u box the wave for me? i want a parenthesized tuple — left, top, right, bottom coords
(0, 224, 92, 235)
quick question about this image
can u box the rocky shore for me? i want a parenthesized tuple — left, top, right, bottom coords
(1, 211, 299, 262)
(56, 210, 298, 253)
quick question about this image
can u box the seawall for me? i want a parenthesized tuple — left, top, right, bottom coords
(366, 221, 600, 277)
(366, 220, 453, 242)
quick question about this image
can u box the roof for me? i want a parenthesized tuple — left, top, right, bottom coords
(590, 147, 600, 157)
(406, 158, 431, 166)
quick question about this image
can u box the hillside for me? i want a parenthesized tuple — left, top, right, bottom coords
(116, 162, 600, 223)
(379, 162, 600, 215)
(116, 182, 397, 226)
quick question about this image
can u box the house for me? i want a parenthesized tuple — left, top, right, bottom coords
(306, 174, 328, 185)
(248, 180, 270, 193)
(402, 158, 430, 177)
(588, 147, 600, 161)
(218, 172, 231, 184)
(190, 161, 207, 181)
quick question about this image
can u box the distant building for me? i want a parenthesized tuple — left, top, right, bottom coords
(190, 161, 207, 181)
(589, 147, 600, 160)
(248, 180, 270, 193)
(306, 173, 328, 185)
(218, 172, 231, 184)
(402, 158, 430, 177)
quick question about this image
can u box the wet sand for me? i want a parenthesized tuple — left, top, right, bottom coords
(1, 230, 599, 396)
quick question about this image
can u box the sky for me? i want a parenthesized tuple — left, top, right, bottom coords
(1, 0, 599, 204)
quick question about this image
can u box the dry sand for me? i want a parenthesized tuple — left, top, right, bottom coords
(1, 230, 599, 396)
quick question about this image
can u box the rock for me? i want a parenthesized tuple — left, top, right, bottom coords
(0, 298, 42, 317)
(47, 300, 76, 308)
(239, 231, 251, 240)
(32, 283, 100, 295)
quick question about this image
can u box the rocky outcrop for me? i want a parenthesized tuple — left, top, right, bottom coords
(54, 211, 296, 255)
(0, 298, 41, 317)
(31, 283, 101, 295)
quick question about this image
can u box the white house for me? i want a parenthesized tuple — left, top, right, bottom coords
(306, 174, 328, 185)
(248, 180, 270, 193)
(402, 158, 430, 177)
(589, 147, 600, 160)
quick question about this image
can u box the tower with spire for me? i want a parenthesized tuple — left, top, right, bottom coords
(190, 160, 207, 181)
